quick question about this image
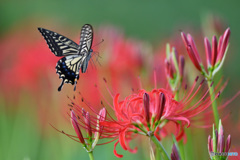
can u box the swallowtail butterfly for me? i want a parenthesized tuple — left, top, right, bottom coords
(38, 24, 93, 91)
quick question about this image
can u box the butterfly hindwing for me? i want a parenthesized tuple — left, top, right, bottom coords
(56, 55, 85, 91)
(38, 28, 79, 56)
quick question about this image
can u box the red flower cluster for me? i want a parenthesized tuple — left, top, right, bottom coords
(98, 77, 219, 158)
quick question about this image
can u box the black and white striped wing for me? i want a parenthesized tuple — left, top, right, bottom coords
(38, 28, 79, 56)
(78, 24, 93, 55)
(56, 55, 85, 91)
(78, 24, 93, 73)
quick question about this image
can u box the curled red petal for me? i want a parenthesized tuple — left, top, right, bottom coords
(119, 129, 128, 150)
(114, 94, 120, 112)
(167, 117, 190, 128)
(126, 139, 138, 153)
(176, 126, 185, 141)
(114, 140, 123, 158)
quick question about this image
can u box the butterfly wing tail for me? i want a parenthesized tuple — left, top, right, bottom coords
(58, 78, 65, 91)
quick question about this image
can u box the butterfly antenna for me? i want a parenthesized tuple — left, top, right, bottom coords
(92, 39, 104, 48)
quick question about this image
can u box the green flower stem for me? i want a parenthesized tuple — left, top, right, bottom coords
(150, 134, 170, 160)
(174, 91, 185, 160)
(175, 90, 179, 101)
(207, 80, 219, 127)
(178, 140, 185, 160)
(88, 151, 94, 160)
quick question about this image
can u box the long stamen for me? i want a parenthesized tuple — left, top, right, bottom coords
(95, 84, 114, 109)
(154, 69, 157, 89)
(182, 76, 199, 103)
(183, 79, 205, 106)
(103, 78, 115, 99)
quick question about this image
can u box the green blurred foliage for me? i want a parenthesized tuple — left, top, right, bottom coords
(0, 0, 240, 160)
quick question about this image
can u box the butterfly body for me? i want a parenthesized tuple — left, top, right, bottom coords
(38, 24, 93, 91)
(81, 50, 92, 73)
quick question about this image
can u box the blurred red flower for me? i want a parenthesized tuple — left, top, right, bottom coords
(0, 29, 57, 96)
(97, 26, 145, 93)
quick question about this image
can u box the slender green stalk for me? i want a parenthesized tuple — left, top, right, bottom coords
(178, 140, 185, 160)
(207, 80, 219, 127)
(174, 91, 185, 160)
(175, 90, 179, 101)
(150, 134, 170, 160)
(149, 139, 156, 160)
(88, 151, 94, 160)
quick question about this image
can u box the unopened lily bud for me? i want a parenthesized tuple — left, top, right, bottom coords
(156, 93, 166, 121)
(171, 144, 181, 160)
(143, 93, 150, 123)
(71, 110, 85, 144)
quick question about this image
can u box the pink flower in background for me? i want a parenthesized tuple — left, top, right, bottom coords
(0, 30, 57, 95)
(181, 28, 230, 78)
(98, 26, 145, 92)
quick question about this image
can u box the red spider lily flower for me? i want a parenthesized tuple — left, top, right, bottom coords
(208, 120, 231, 160)
(181, 28, 230, 79)
(100, 77, 220, 158)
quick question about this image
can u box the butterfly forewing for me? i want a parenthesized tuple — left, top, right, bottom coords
(78, 24, 93, 55)
(38, 28, 79, 56)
